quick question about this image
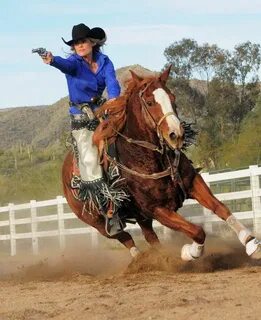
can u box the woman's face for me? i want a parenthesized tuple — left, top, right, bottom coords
(74, 38, 94, 57)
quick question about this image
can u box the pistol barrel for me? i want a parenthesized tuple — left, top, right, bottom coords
(32, 48, 47, 56)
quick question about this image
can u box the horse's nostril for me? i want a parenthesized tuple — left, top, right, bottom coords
(169, 132, 176, 141)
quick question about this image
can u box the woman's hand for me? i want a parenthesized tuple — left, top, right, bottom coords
(42, 52, 53, 64)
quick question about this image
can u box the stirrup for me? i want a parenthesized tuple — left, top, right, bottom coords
(106, 200, 114, 218)
(104, 212, 126, 236)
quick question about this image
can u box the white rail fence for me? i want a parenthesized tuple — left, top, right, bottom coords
(0, 165, 260, 256)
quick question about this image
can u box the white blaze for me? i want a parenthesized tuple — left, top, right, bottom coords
(152, 88, 182, 135)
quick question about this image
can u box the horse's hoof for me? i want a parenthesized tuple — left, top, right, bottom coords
(246, 238, 261, 259)
(181, 244, 194, 261)
(130, 247, 140, 259)
(181, 242, 204, 261)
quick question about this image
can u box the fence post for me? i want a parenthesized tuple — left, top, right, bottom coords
(249, 165, 261, 235)
(8, 203, 16, 256)
(201, 172, 213, 234)
(30, 200, 39, 255)
(57, 196, 66, 251)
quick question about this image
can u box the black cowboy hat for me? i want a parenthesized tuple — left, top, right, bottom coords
(62, 23, 106, 46)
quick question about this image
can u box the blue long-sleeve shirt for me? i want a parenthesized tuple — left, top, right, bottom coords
(50, 51, 120, 114)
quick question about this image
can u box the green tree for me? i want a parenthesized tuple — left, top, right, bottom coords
(219, 97, 261, 168)
(164, 38, 198, 80)
(232, 42, 261, 91)
(164, 39, 261, 169)
(228, 42, 261, 130)
(193, 43, 227, 87)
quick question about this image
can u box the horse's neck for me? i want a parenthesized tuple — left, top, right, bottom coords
(117, 96, 162, 170)
(124, 95, 156, 142)
(122, 80, 160, 139)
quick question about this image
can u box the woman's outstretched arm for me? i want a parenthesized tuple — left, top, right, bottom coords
(42, 52, 77, 75)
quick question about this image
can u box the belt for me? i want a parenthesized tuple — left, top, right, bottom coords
(70, 113, 99, 131)
(70, 97, 106, 110)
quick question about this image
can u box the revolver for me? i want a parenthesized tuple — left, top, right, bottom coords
(32, 47, 48, 57)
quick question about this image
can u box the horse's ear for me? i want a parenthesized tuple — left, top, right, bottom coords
(129, 70, 143, 84)
(159, 65, 172, 84)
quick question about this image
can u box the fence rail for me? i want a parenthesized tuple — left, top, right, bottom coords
(0, 165, 260, 256)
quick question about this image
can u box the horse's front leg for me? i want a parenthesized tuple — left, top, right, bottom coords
(190, 173, 261, 259)
(153, 207, 206, 261)
(92, 221, 140, 258)
(137, 218, 160, 246)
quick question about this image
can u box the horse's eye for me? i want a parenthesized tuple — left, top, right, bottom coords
(147, 101, 153, 107)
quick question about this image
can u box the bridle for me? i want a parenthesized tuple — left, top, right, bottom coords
(113, 80, 179, 155)
(138, 81, 177, 144)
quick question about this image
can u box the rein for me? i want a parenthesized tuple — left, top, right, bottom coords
(112, 128, 164, 154)
(105, 149, 172, 180)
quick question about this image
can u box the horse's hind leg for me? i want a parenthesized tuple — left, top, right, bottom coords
(190, 174, 261, 259)
(137, 218, 160, 246)
(154, 207, 206, 261)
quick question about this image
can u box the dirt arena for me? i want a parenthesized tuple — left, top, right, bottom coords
(0, 235, 260, 320)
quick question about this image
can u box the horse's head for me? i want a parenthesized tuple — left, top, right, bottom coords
(128, 66, 184, 150)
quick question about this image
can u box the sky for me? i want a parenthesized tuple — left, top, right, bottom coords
(0, 0, 261, 109)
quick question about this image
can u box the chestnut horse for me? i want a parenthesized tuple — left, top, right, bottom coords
(62, 67, 261, 261)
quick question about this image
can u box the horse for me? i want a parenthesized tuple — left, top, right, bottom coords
(62, 66, 261, 261)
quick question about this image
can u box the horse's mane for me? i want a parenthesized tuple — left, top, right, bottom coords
(92, 95, 127, 159)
